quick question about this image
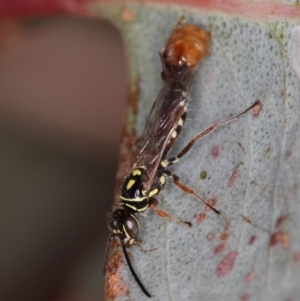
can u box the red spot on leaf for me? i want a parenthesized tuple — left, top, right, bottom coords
(229, 167, 239, 187)
(220, 233, 229, 241)
(293, 252, 300, 263)
(109, 238, 119, 250)
(285, 150, 292, 159)
(213, 243, 226, 254)
(216, 251, 239, 277)
(121, 7, 135, 22)
(106, 273, 130, 298)
(248, 235, 256, 245)
(245, 270, 256, 283)
(270, 231, 290, 249)
(211, 145, 219, 159)
(252, 100, 262, 117)
(240, 294, 249, 301)
(105, 251, 130, 298)
(197, 212, 207, 223)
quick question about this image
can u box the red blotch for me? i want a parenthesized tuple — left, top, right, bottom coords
(252, 100, 262, 117)
(109, 238, 119, 249)
(213, 243, 226, 254)
(121, 7, 135, 22)
(220, 233, 229, 241)
(197, 212, 207, 223)
(270, 231, 290, 249)
(293, 252, 300, 263)
(229, 167, 239, 187)
(285, 150, 292, 159)
(240, 294, 249, 301)
(106, 273, 130, 298)
(211, 145, 220, 159)
(105, 251, 130, 298)
(248, 235, 256, 245)
(216, 251, 239, 277)
(245, 270, 256, 283)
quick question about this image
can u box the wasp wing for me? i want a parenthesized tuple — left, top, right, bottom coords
(132, 68, 197, 191)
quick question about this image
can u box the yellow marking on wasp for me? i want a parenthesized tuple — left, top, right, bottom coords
(128, 239, 136, 245)
(123, 225, 130, 237)
(126, 179, 135, 190)
(124, 202, 149, 212)
(182, 91, 188, 98)
(172, 130, 177, 139)
(184, 106, 188, 112)
(123, 234, 134, 246)
(137, 205, 149, 212)
(132, 169, 142, 176)
(139, 165, 146, 170)
(160, 176, 166, 185)
(131, 214, 139, 225)
(123, 203, 138, 211)
(161, 160, 168, 167)
(149, 188, 159, 198)
(171, 158, 179, 164)
(178, 118, 184, 127)
(120, 196, 148, 202)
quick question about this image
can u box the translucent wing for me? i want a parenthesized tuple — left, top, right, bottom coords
(132, 67, 197, 191)
(130, 22, 211, 192)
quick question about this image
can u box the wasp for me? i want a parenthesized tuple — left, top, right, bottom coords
(105, 18, 259, 298)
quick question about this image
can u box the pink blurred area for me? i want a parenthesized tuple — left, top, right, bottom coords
(0, 17, 126, 301)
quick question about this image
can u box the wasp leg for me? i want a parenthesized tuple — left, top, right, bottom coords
(173, 101, 259, 160)
(133, 239, 157, 253)
(171, 173, 221, 215)
(149, 198, 192, 227)
(136, 241, 157, 253)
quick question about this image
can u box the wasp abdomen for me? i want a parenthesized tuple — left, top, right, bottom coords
(161, 24, 210, 74)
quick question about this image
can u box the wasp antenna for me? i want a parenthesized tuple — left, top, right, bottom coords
(121, 243, 151, 298)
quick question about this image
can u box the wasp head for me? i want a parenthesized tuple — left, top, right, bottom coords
(109, 208, 139, 246)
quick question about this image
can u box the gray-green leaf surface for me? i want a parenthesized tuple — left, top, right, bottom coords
(97, 3, 300, 301)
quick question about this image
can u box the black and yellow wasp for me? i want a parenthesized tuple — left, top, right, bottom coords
(105, 19, 258, 298)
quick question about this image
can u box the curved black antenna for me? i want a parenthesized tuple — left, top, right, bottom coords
(121, 243, 151, 298)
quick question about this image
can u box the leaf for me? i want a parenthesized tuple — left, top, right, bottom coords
(99, 3, 300, 301)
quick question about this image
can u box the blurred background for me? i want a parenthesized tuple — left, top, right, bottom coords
(0, 17, 126, 301)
